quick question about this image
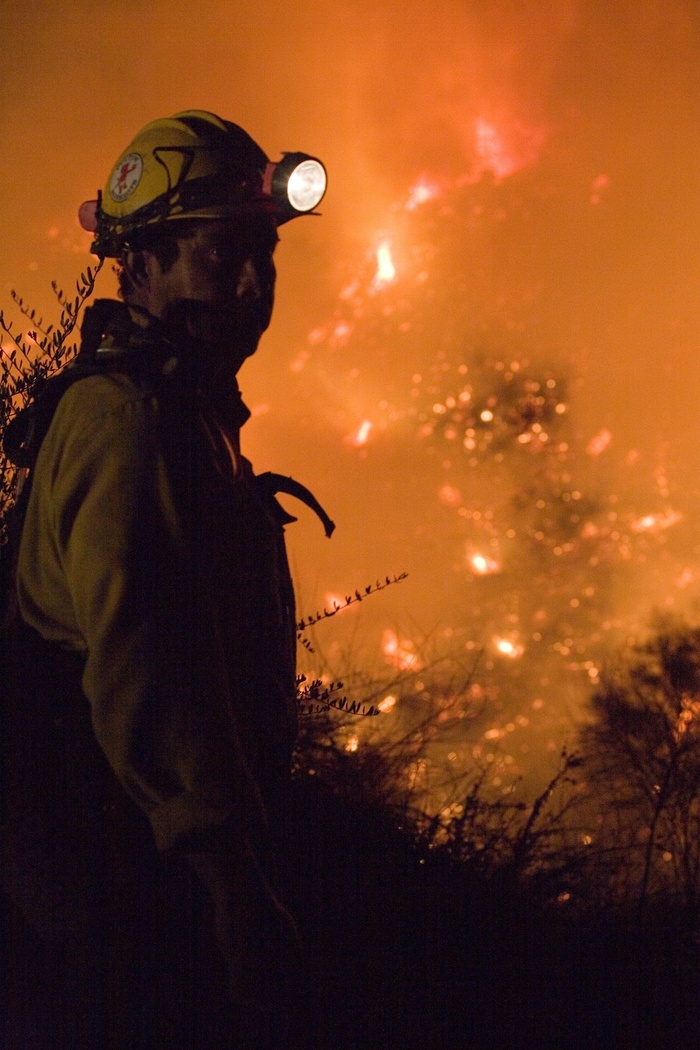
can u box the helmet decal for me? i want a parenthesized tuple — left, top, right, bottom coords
(109, 153, 143, 203)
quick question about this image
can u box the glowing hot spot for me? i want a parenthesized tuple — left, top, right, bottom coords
(382, 628, 423, 671)
(494, 637, 524, 659)
(345, 420, 373, 448)
(587, 429, 612, 456)
(372, 240, 396, 288)
(470, 552, 501, 575)
(631, 510, 682, 534)
(406, 178, 439, 211)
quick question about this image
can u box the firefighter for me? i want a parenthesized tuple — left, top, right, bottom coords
(1, 111, 328, 1049)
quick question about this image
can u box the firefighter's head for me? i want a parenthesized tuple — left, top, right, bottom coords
(79, 110, 326, 367)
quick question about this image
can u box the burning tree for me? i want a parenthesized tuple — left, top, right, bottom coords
(292, 159, 697, 802)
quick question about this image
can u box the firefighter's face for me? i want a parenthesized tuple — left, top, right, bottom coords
(130, 215, 278, 370)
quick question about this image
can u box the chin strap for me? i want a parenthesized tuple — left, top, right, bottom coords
(256, 472, 336, 538)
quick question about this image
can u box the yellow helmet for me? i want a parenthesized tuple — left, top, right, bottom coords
(79, 110, 327, 257)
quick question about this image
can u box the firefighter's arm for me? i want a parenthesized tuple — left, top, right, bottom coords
(18, 375, 264, 851)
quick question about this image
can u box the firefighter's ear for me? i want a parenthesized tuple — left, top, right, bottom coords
(121, 249, 150, 291)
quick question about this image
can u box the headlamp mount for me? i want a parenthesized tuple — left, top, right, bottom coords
(263, 152, 327, 221)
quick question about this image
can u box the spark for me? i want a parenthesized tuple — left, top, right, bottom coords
(587, 429, 612, 456)
(470, 552, 501, 575)
(372, 240, 396, 289)
(346, 419, 373, 447)
(406, 178, 439, 211)
(631, 510, 682, 534)
(675, 568, 697, 589)
(382, 628, 423, 671)
(494, 637, 524, 659)
(330, 320, 353, 346)
(324, 593, 347, 612)
(474, 118, 515, 180)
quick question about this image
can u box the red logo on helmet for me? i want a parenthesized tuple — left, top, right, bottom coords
(109, 153, 143, 203)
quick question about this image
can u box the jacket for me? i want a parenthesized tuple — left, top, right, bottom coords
(7, 301, 298, 858)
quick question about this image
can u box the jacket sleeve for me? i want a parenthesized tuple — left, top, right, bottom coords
(16, 375, 266, 852)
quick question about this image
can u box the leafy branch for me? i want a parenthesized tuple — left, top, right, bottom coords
(297, 572, 408, 636)
(296, 674, 381, 718)
(1, 263, 103, 544)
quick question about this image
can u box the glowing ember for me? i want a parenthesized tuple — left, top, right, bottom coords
(406, 178, 439, 211)
(324, 593, 347, 612)
(372, 240, 396, 288)
(675, 568, 697, 589)
(587, 429, 612, 456)
(470, 552, 501, 575)
(346, 419, 373, 447)
(345, 735, 359, 753)
(631, 510, 682, 534)
(439, 484, 462, 507)
(378, 694, 397, 713)
(382, 628, 423, 671)
(494, 637, 524, 659)
(330, 320, 353, 346)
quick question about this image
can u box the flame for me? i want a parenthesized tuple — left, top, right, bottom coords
(631, 510, 682, 534)
(494, 637, 524, 659)
(378, 694, 397, 713)
(345, 419, 373, 447)
(587, 429, 612, 456)
(474, 118, 513, 179)
(382, 628, 423, 671)
(345, 735, 359, 753)
(372, 240, 396, 289)
(406, 178, 439, 211)
(470, 552, 501, 575)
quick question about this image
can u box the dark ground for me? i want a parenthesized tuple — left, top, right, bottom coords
(3, 777, 699, 1050)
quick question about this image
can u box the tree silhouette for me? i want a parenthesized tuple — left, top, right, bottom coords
(581, 617, 700, 918)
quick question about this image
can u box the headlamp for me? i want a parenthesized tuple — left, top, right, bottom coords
(264, 152, 327, 220)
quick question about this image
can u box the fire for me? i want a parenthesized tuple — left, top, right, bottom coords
(587, 429, 612, 456)
(406, 178, 439, 211)
(631, 510, 682, 534)
(346, 419, 373, 447)
(439, 484, 462, 507)
(470, 552, 501, 575)
(372, 240, 396, 289)
(382, 628, 423, 671)
(474, 118, 514, 179)
(494, 637, 524, 659)
(324, 593, 347, 612)
(378, 694, 397, 713)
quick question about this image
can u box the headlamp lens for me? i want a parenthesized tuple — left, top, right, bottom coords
(287, 159, 327, 212)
